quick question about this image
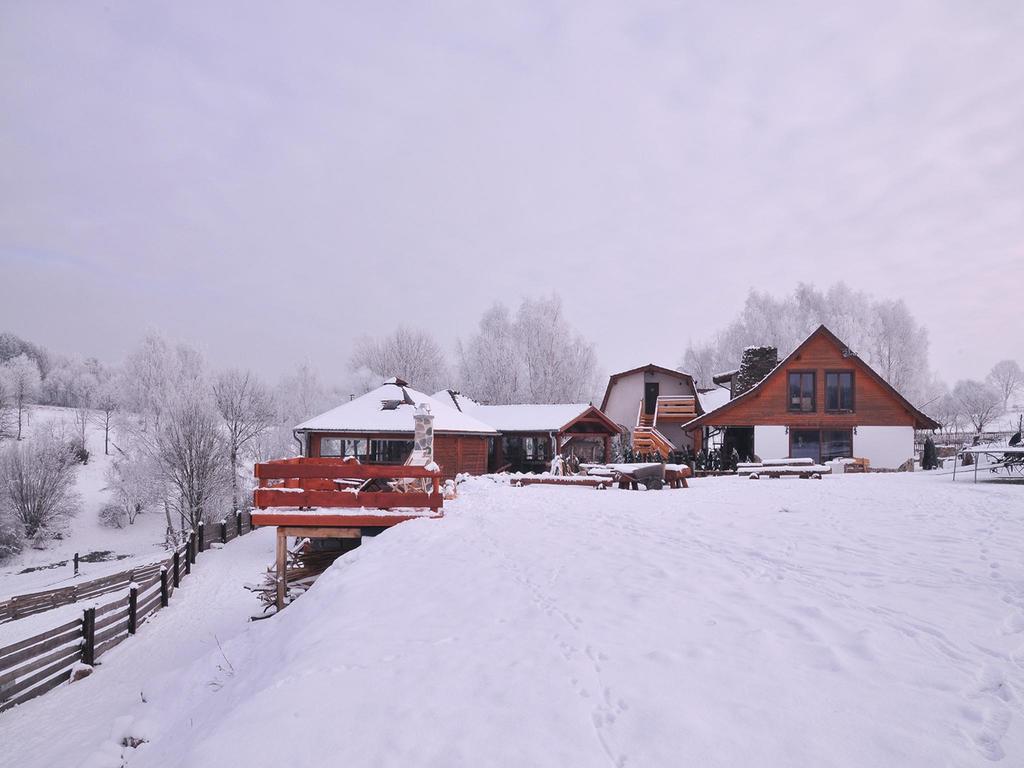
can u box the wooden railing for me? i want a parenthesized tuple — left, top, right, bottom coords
(0, 512, 255, 713)
(653, 396, 697, 424)
(633, 426, 674, 459)
(253, 458, 443, 513)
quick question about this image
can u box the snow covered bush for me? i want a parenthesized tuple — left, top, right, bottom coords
(0, 429, 81, 545)
(103, 453, 161, 527)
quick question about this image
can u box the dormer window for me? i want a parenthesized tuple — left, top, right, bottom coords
(380, 399, 403, 411)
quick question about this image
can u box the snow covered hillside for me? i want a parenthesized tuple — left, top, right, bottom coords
(2, 472, 1020, 767)
(0, 406, 168, 599)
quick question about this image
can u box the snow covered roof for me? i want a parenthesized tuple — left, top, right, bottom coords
(461, 403, 596, 433)
(697, 387, 731, 413)
(295, 382, 498, 435)
(431, 389, 480, 413)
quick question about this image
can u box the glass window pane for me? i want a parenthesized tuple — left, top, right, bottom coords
(321, 437, 342, 457)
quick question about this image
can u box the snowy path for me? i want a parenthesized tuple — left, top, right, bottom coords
(0, 528, 276, 768)
(3, 474, 1023, 767)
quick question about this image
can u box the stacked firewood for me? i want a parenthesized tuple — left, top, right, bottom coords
(248, 539, 353, 612)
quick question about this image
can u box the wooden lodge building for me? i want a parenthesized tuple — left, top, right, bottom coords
(294, 379, 621, 478)
(295, 379, 497, 478)
(682, 325, 940, 469)
(434, 391, 621, 473)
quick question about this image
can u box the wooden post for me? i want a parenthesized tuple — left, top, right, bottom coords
(275, 528, 287, 611)
(160, 568, 169, 608)
(81, 607, 96, 666)
(128, 585, 138, 635)
(188, 531, 196, 565)
(73, 552, 79, 576)
(172, 550, 180, 588)
(197, 522, 205, 553)
(235, 510, 242, 537)
(220, 519, 227, 544)
(603, 435, 611, 463)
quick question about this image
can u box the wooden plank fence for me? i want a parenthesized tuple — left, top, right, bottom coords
(0, 510, 254, 714)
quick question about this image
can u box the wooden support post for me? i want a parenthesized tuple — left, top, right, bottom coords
(73, 552, 79, 576)
(220, 519, 227, 544)
(275, 528, 287, 611)
(188, 532, 196, 565)
(197, 522, 205, 553)
(160, 568, 169, 607)
(128, 585, 138, 635)
(81, 607, 96, 666)
(172, 550, 180, 588)
(235, 510, 242, 537)
(603, 435, 611, 464)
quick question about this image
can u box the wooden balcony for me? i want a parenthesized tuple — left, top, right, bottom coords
(653, 396, 698, 423)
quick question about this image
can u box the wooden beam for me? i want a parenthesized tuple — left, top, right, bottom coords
(252, 512, 436, 528)
(255, 462, 441, 480)
(275, 528, 287, 611)
(277, 526, 361, 539)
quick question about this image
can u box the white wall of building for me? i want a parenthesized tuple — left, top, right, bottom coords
(754, 425, 789, 460)
(603, 369, 698, 450)
(853, 426, 915, 470)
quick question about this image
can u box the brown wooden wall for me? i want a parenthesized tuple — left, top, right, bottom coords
(306, 432, 488, 479)
(433, 435, 489, 479)
(698, 334, 917, 428)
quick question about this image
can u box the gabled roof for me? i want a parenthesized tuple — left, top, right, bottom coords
(600, 364, 698, 411)
(682, 325, 940, 431)
(431, 389, 479, 413)
(461, 403, 620, 434)
(296, 381, 498, 435)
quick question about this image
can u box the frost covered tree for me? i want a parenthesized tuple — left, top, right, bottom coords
(0, 429, 80, 543)
(457, 304, 522, 404)
(0, 332, 50, 379)
(681, 283, 934, 405)
(0, 376, 13, 439)
(103, 452, 161, 527)
(987, 360, 1022, 411)
(350, 327, 449, 393)
(152, 395, 231, 534)
(458, 295, 600, 404)
(212, 369, 275, 511)
(681, 342, 720, 390)
(953, 379, 1003, 434)
(2, 354, 42, 440)
(275, 362, 328, 425)
(121, 334, 204, 429)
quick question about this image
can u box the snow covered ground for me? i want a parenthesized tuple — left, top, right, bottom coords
(2, 471, 1023, 766)
(0, 406, 169, 599)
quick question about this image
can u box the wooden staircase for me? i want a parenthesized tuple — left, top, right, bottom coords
(633, 426, 674, 459)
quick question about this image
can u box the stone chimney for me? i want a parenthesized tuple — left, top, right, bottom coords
(411, 403, 434, 464)
(733, 346, 778, 397)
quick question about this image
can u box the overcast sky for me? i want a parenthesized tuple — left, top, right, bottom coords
(2, 1, 1022, 389)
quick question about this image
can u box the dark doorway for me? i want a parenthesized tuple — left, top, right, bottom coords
(723, 427, 755, 462)
(644, 382, 660, 415)
(790, 429, 820, 462)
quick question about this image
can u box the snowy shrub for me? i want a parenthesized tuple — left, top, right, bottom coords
(0, 431, 81, 543)
(0, 511, 21, 560)
(99, 501, 126, 529)
(104, 453, 160, 526)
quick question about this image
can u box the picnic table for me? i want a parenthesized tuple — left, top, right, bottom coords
(952, 446, 1024, 483)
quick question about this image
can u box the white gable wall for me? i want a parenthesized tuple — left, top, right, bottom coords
(604, 369, 698, 450)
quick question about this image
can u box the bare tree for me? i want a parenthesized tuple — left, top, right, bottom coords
(93, 380, 120, 455)
(350, 327, 449, 393)
(153, 396, 231, 534)
(2, 354, 42, 440)
(213, 369, 276, 511)
(681, 342, 721, 390)
(953, 379, 1003, 434)
(0, 429, 80, 542)
(276, 362, 327, 425)
(987, 360, 1022, 411)
(0, 376, 13, 439)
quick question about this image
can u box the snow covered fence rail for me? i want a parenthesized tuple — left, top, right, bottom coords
(0, 511, 254, 626)
(0, 511, 256, 713)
